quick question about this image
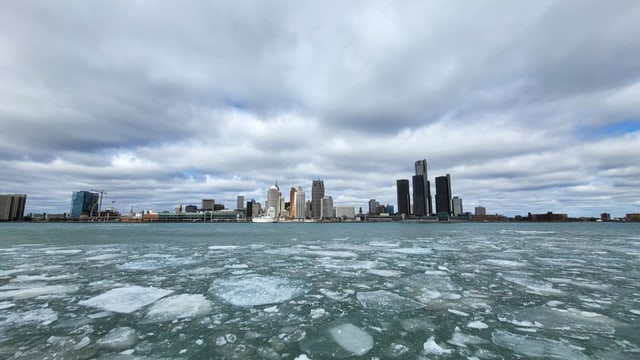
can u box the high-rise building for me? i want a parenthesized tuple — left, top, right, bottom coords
(413, 159, 432, 216)
(475, 206, 486, 216)
(0, 194, 27, 221)
(289, 187, 297, 218)
(70, 191, 100, 218)
(368, 199, 380, 215)
(266, 183, 280, 216)
(236, 196, 245, 210)
(396, 179, 411, 216)
(321, 196, 334, 219)
(202, 199, 215, 211)
(452, 196, 463, 216)
(295, 186, 306, 220)
(311, 180, 325, 219)
(435, 174, 452, 215)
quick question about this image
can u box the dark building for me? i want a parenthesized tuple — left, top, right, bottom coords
(413, 159, 432, 216)
(311, 180, 325, 219)
(0, 194, 27, 221)
(396, 179, 411, 216)
(201, 199, 214, 211)
(185, 205, 198, 213)
(70, 191, 100, 218)
(435, 174, 452, 216)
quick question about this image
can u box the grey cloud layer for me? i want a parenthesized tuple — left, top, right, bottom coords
(1, 0, 640, 216)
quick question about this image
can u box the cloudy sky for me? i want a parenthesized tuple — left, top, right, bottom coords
(2, 0, 640, 217)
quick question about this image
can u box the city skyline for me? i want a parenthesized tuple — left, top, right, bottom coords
(1, 2, 640, 218)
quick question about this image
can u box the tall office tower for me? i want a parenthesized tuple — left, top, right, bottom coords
(321, 196, 334, 219)
(289, 187, 297, 218)
(368, 199, 380, 215)
(0, 194, 27, 221)
(396, 179, 411, 216)
(202, 199, 215, 211)
(295, 186, 306, 220)
(70, 191, 100, 218)
(413, 159, 432, 216)
(311, 180, 325, 219)
(266, 183, 280, 215)
(236, 196, 245, 210)
(435, 174, 452, 215)
(452, 196, 463, 216)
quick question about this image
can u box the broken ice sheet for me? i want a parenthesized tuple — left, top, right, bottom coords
(145, 294, 213, 322)
(78, 286, 173, 313)
(209, 275, 306, 307)
(357, 290, 424, 312)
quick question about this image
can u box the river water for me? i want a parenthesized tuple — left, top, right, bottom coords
(0, 222, 639, 359)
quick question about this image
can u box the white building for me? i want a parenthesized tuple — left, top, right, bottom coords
(452, 196, 463, 216)
(266, 183, 280, 216)
(335, 206, 355, 220)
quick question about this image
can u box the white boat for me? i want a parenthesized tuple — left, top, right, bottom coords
(252, 207, 277, 223)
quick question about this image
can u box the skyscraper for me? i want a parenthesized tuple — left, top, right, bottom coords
(70, 191, 100, 218)
(413, 159, 432, 216)
(435, 174, 452, 215)
(321, 196, 334, 219)
(236, 196, 245, 210)
(266, 183, 280, 216)
(452, 196, 463, 216)
(295, 186, 305, 220)
(396, 179, 411, 216)
(311, 180, 325, 219)
(0, 194, 27, 221)
(289, 187, 297, 218)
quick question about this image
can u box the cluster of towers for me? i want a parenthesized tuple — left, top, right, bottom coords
(396, 159, 462, 217)
(257, 179, 336, 220)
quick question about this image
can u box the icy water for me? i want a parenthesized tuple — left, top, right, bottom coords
(0, 222, 639, 359)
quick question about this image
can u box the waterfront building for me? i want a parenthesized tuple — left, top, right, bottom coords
(396, 179, 411, 216)
(295, 187, 305, 220)
(452, 196, 463, 216)
(475, 206, 486, 216)
(335, 206, 356, 220)
(321, 196, 334, 219)
(70, 191, 100, 218)
(368, 199, 380, 215)
(236, 196, 245, 210)
(266, 183, 280, 216)
(0, 194, 27, 221)
(289, 187, 297, 219)
(305, 200, 312, 219)
(185, 205, 198, 213)
(311, 180, 325, 219)
(202, 199, 214, 211)
(413, 159, 432, 216)
(435, 174, 452, 215)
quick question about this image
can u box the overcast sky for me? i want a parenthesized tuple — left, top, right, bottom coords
(2, 0, 640, 217)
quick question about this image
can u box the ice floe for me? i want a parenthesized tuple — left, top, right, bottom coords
(96, 326, 138, 350)
(0, 308, 58, 327)
(390, 247, 433, 255)
(357, 290, 424, 312)
(209, 275, 306, 306)
(79, 286, 173, 313)
(423, 336, 453, 355)
(329, 323, 374, 356)
(492, 330, 589, 359)
(0, 284, 78, 300)
(145, 294, 213, 322)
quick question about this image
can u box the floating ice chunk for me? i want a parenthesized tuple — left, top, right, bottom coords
(310, 308, 327, 319)
(74, 336, 91, 350)
(306, 250, 358, 258)
(294, 355, 311, 360)
(45, 249, 82, 255)
(390, 247, 433, 255)
(482, 259, 528, 267)
(317, 259, 380, 270)
(329, 323, 374, 356)
(467, 320, 489, 329)
(208, 245, 240, 250)
(357, 290, 424, 312)
(86, 254, 120, 261)
(423, 336, 452, 355)
(145, 294, 213, 322)
(447, 330, 487, 347)
(0, 284, 78, 300)
(96, 327, 137, 350)
(630, 309, 640, 315)
(319, 288, 354, 301)
(546, 300, 564, 307)
(367, 269, 403, 277)
(0, 301, 15, 310)
(0, 308, 58, 328)
(209, 275, 306, 307)
(116, 257, 198, 271)
(79, 286, 173, 313)
(502, 274, 563, 295)
(492, 330, 589, 359)
(448, 309, 469, 316)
